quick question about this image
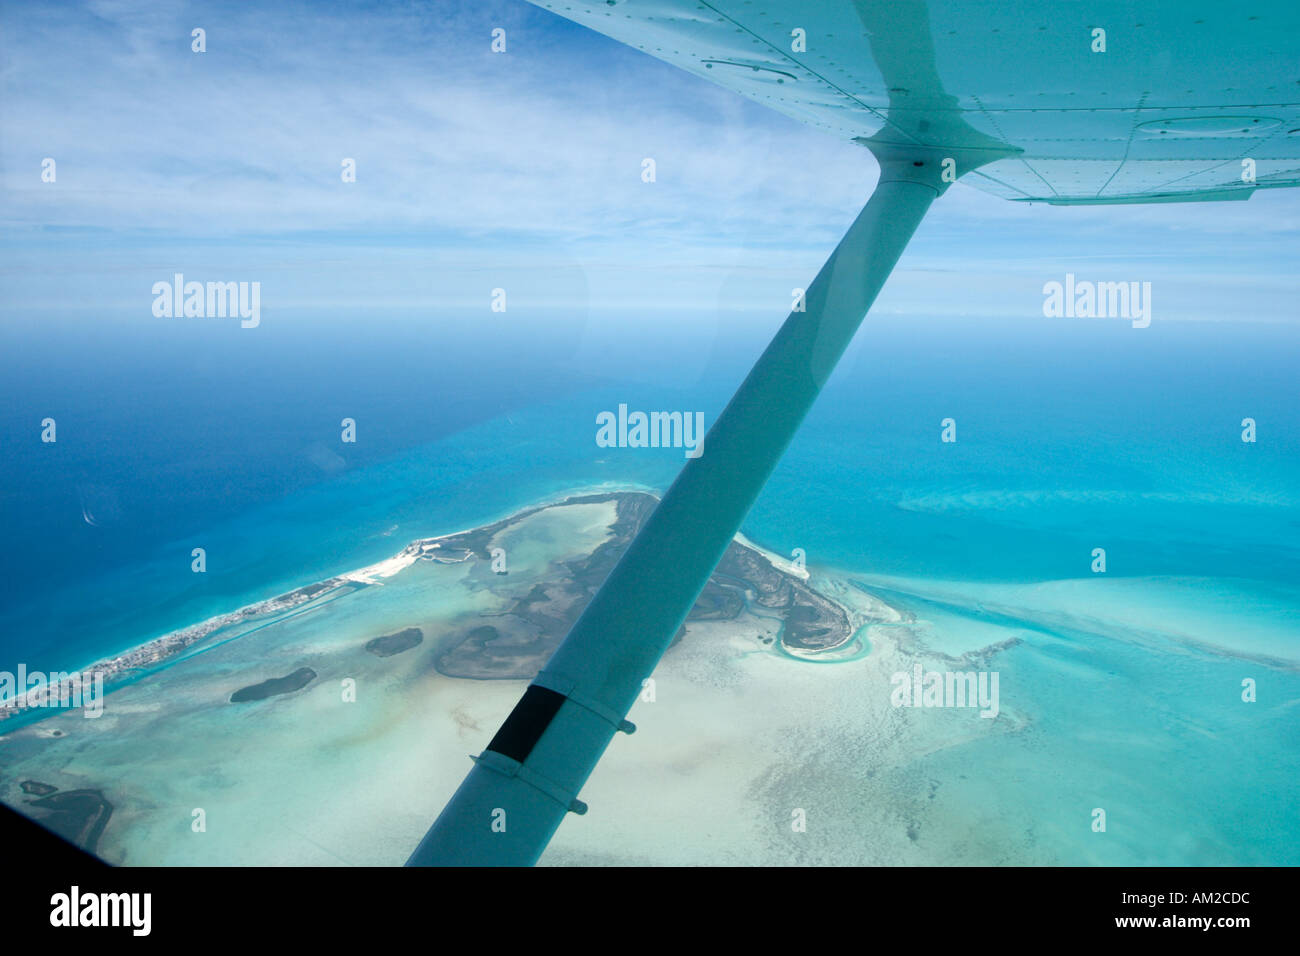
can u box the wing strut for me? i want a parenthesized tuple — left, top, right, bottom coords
(408, 151, 954, 866)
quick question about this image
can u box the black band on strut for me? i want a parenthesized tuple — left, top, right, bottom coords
(485, 684, 567, 763)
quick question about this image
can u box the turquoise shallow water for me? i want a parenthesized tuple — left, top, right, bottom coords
(857, 579, 1300, 864)
(2, 312, 1297, 863)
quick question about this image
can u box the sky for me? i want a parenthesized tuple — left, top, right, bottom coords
(1, 0, 1298, 323)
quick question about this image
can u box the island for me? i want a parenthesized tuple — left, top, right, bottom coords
(229, 666, 317, 703)
(365, 627, 424, 658)
(23, 787, 113, 854)
(434, 491, 852, 679)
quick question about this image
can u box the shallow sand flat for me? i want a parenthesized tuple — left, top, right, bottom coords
(488, 499, 618, 578)
(0, 499, 655, 856)
(0, 495, 943, 864)
(542, 566, 1300, 866)
(855, 573, 1300, 667)
(541, 603, 1029, 866)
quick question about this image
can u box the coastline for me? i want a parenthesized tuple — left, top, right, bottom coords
(1, 481, 878, 723)
(0, 482, 663, 720)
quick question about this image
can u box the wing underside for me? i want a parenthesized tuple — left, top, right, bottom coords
(529, 0, 1300, 203)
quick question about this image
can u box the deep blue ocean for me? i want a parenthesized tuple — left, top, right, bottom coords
(2, 309, 1297, 672)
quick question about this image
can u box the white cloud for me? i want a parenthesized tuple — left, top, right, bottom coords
(1, 0, 1296, 321)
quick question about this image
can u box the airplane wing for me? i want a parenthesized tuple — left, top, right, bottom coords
(526, 0, 1300, 203)
(408, 0, 1299, 866)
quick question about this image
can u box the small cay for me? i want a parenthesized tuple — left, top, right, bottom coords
(365, 627, 424, 658)
(230, 666, 317, 703)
